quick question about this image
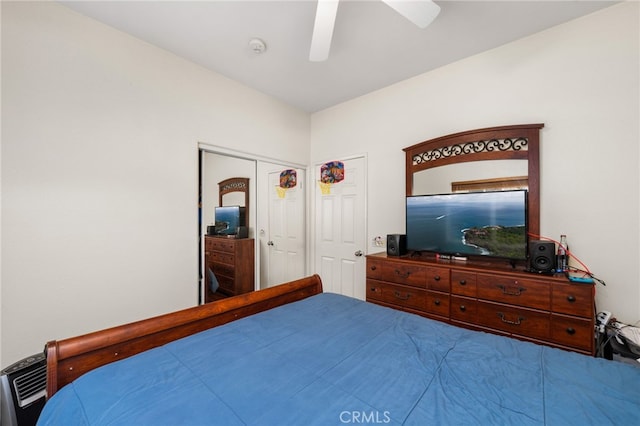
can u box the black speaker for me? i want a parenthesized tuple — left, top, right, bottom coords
(236, 226, 248, 239)
(529, 240, 556, 273)
(387, 234, 407, 256)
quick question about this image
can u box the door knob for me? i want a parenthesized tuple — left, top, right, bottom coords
(355, 250, 363, 257)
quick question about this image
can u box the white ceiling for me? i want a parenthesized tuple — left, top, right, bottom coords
(59, 0, 617, 113)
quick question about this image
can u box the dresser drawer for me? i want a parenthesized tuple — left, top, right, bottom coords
(367, 280, 427, 311)
(551, 314, 593, 352)
(451, 270, 476, 297)
(425, 291, 450, 317)
(477, 274, 550, 310)
(450, 296, 477, 322)
(366, 258, 383, 280)
(216, 274, 236, 295)
(212, 262, 235, 279)
(426, 267, 450, 292)
(477, 301, 550, 341)
(552, 283, 593, 317)
(210, 238, 236, 252)
(210, 251, 234, 265)
(382, 262, 427, 288)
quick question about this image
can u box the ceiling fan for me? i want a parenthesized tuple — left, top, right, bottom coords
(309, 0, 441, 61)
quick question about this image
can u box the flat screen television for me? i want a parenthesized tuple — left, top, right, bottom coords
(406, 189, 528, 261)
(214, 206, 246, 236)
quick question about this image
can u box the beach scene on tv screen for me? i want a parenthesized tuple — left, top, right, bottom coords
(214, 207, 240, 235)
(407, 191, 527, 259)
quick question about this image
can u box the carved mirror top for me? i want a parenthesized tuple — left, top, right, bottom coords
(404, 123, 544, 236)
(219, 177, 249, 196)
(218, 177, 249, 223)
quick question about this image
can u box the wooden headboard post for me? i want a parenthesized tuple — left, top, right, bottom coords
(403, 124, 544, 237)
(45, 274, 323, 397)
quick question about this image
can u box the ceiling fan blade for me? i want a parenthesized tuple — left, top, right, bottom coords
(381, 0, 441, 29)
(309, 0, 340, 62)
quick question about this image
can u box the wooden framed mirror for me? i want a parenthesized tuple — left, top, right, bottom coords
(218, 177, 249, 222)
(404, 123, 544, 238)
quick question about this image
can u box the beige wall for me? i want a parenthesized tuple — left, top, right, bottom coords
(310, 2, 639, 324)
(1, 1, 309, 365)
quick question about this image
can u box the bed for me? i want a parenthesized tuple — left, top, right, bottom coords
(39, 274, 640, 425)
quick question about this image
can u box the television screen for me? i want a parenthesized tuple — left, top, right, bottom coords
(214, 206, 245, 236)
(406, 190, 528, 260)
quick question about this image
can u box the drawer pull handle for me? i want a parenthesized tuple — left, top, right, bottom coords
(497, 285, 525, 296)
(370, 266, 377, 271)
(394, 291, 411, 300)
(434, 299, 441, 306)
(566, 295, 576, 303)
(395, 270, 411, 278)
(459, 280, 466, 286)
(497, 312, 524, 326)
(434, 275, 441, 281)
(370, 287, 377, 292)
(566, 327, 576, 335)
(459, 305, 466, 312)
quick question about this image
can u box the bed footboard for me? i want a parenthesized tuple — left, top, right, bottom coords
(45, 274, 323, 397)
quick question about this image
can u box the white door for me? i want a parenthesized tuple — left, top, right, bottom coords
(314, 156, 367, 300)
(265, 168, 306, 286)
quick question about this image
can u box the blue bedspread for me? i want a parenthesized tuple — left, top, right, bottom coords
(38, 293, 640, 425)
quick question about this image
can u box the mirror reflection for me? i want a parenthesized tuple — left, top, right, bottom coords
(222, 192, 246, 207)
(412, 159, 528, 195)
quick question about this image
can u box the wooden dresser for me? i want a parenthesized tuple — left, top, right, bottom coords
(366, 252, 595, 355)
(204, 236, 254, 303)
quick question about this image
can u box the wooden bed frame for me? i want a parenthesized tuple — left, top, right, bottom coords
(45, 274, 323, 397)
